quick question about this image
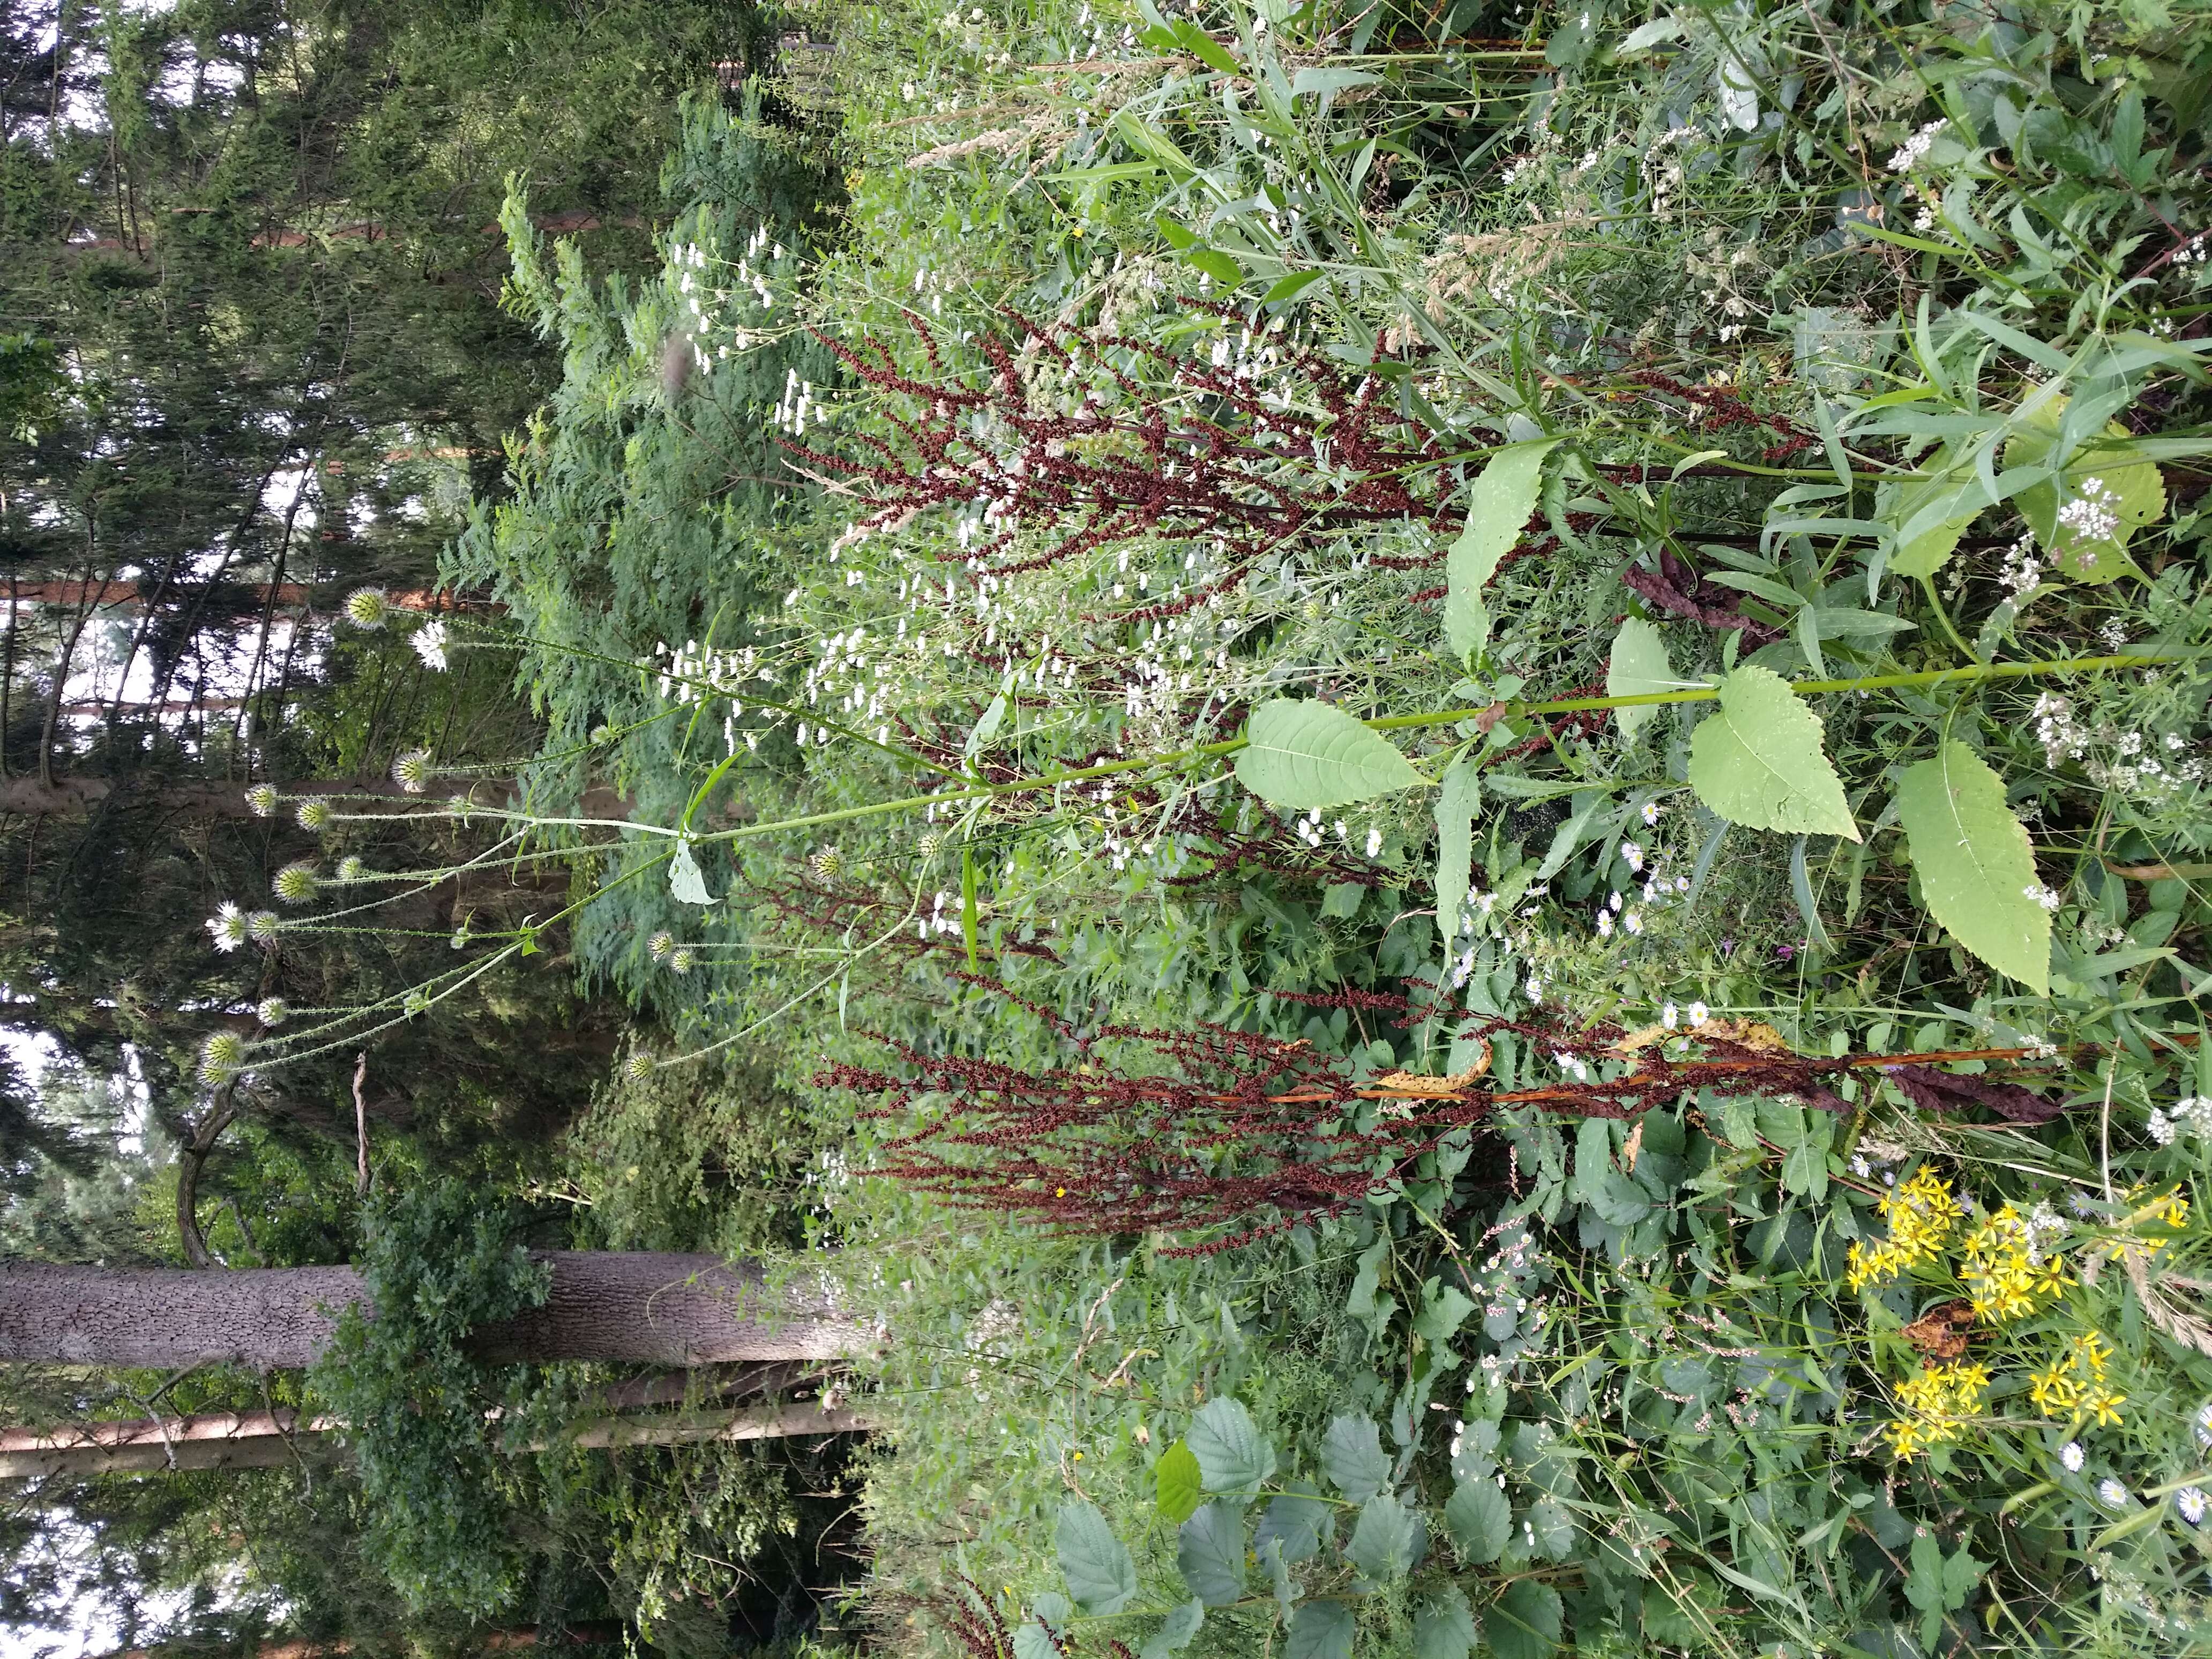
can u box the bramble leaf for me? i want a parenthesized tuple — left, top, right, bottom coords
(1895, 742, 2050, 992)
(1687, 667, 1859, 840)
(1347, 1492, 1426, 1580)
(1320, 1414, 1392, 1503)
(1483, 1579, 1564, 1659)
(1287, 1601, 1356, 1659)
(1445, 1477, 1511, 1562)
(1414, 1587, 1478, 1659)
(1156, 1439, 1203, 1523)
(1177, 1503, 1247, 1606)
(1187, 1397, 1276, 1496)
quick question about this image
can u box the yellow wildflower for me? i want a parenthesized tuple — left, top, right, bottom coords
(2081, 1386, 2127, 1427)
(2069, 1331, 2113, 1378)
(2028, 1364, 2081, 1414)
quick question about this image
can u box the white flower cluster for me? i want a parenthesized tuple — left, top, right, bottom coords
(918, 890, 961, 939)
(2055, 476, 2122, 552)
(2147, 1095, 2212, 1146)
(1996, 534, 2046, 600)
(1885, 118, 1948, 174)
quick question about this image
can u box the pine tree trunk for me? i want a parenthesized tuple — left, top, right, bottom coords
(0, 1254, 855, 1370)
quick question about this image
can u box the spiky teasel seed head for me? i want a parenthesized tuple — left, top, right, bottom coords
(247, 910, 281, 945)
(272, 863, 318, 905)
(669, 947, 697, 976)
(391, 749, 432, 793)
(647, 931, 675, 961)
(200, 1031, 246, 1083)
(244, 784, 279, 817)
(206, 902, 249, 953)
(295, 798, 332, 832)
(337, 856, 366, 883)
(625, 1051, 656, 1082)
(916, 831, 945, 860)
(255, 998, 288, 1027)
(343, 588, 390, 630)
(810, 845, 846, 881)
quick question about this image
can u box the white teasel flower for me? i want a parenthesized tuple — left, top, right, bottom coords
(295, 798, 332, 832)
(247, 910, 281, 946)
(391, 749, 432, 794)
(412, 619, 450, 671)
(272, 863, 318, 905)
(206, 902, 250, 953)
(244, 783, 279, 817)
(199, 1032, 248, 1083)
(255, 998, 289, 1027)
(337, 856, 367, 883)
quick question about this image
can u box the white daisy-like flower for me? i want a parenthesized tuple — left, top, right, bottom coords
(343, 588, 390, 630)
(206, 902, 249, 953)
(1640, 801, 1660, 827)
(295, 798, 332, 832)
(2179, 1488, 2207, 1526)
(255, 998, 289, 1027)
(199, 1031, 246, 1083)
(244, 784, 279, 817)
(412, 619, 450, 671)
(1662, 1002, 1679, 1029)
(2059, 1441, 2085, 1472)
(2098, 1477, 2129, 1508)
(391, 749, 432, 794)
(272, 863, 318, 905)
(1687, 1000, 1710, 1026)
(1596, 909, 1615, 938)
(1619, 841, 1645, 872)
(2194, 1402, 2212, 1449)
(1365, 826, 1382, 858)
(1623, 910, 1644, 935)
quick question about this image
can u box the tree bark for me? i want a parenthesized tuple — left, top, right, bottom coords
(0, 1255, 856, 1371)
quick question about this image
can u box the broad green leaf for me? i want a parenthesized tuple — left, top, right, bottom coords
(1320, 1414, 1392, 1502)
(1895, 742, 2050, 991)
(1526, 1497, 1576, 1559)
(1255, 1489, 1331, 1564)
(669, 841, 714, 905)
(1605, 617, 1673, 741)
(1156, 1439, 1203, 1523)
(1185, 247, 1244, 290)
(1177, 1503, 1247, 1606)
(1348, 1493, 1426, 1580)
(1905, 1532, 1986, 1653)
(1445, 438, 1561, 659)
(2005, 395, 2163, 584)
(1234, 700, 1425, 810)
(1879, 442, 1986, 580)
(1139, 1601, 1205, 1659)
(1289, 66, 1380, 103)
(1413, 1280, 1476, 1346)
(1013, 1624, 1061, 1659)
(1414, 1587, 1478, 1659)
(1444, 1477, 1511, 1562)
(1056, 1501, 1136, 1615)
(1264, 269, 1322, 304)
(1483, 1579, 1564, 1659)
(1287, 1601, 1356, 1659)
(1433, 757, 1481, 951)
(1187, 1397, 1276, 1496)
(1687, 667, 1859, 841)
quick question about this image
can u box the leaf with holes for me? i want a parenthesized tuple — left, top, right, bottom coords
(1234, 700, 1425, 811)
(1687, 667, 1859, 840)
(1056, 1501, 1136, 1615)
(1895, 742, 2050, 992)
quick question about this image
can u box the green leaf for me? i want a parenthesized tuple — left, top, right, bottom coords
(1895, 742, 2050, 991)
(1255, 1489, 1331, 1564)
(1187, 1398, 1276, 1496)
(1056, 1501, 1136, 1615)
(1483, 1580, 1564, 1659)
(1444, 439, 1561, 659)
(1414, 1587, 1478, 1659)
(1287, 1601, 1356, 1659)
(1289, 66, 1380, 101)
(2005, 394, 2163, 584)
(1905, 1532, 1987, 1652)
(1139, 1601, 1205, 1659)
(1170, 17, 1242, 75)
(1013, 1624, 1062, 1659)
(1185, 246, 1244, 290)
(1433, 756, 1481, 951)
(1413, 1280, 1476, 1346)
(669, 841, 715, 905)
(1235, 700, 1426, 810)
(1264, 269, 1322, 305)
(1605, 617, 1673, 742)
(1320, 1415, 1392, 1503)
(1880, 446, 1985, 581)
(1156, 1439, 1204, 1523)
(1348, 1492, 1426, 1580)
(1444, 1477, 1511, 1563)
(1687, 666, 1860, 841)
(1177, 1503, 1248, 1606)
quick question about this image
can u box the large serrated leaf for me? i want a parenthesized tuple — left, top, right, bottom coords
(2005, 394, 2163, 585)
(1347, 1492, 1426, 1580)
(1445, 1476, 1511, 1563)
(1413, 1587, 1478, 1659)
(1056, 1501, 1136, 1615)
(1895, 742, 2051, 992)
(1687, 666, 1859, 841)
(1433, 757, 1481, 951)
(1156, 1438, 1202, 1522)
(1482, 1580, 1564, 1659)
(1444, 439, 1560, 660)
(1139, 1600, 1205, 1659)
(1187, 1398, 1275, 1496)
(1605, 617, 1673, 742)
(1254, 1488, 1330, 1564)
(1287, 1601, 1356, 1659)
(1177, 1503, 1248, 1606)
(1320, 1414, 1392, 1502)
(1234, 700, 1425, 811)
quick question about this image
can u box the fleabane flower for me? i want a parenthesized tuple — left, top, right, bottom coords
(2059, 1440, 2085, 1473)
(206, 902, 249, 953)
(199, 1031, 247, 1083)
(343, 588, 390, 630)
(2179, 1488, 2207, 1526)
(272, 863, 319, 905)
(412, 620, 450, 671)
(2098, 1477, 2129, 1509)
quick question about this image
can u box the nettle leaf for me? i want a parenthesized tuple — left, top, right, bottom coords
(1605, 617, 1674, 741)
(1013, 1623, 1062, 1659)
(1320, 1414, 1392, 1503)
(1687, 667, 1859, 841)
(1482, 1579, 1564, 1659)
(1895, 742, 2051, 992)
(1139, 1600, 1205, 1659)
(1880, 451, 1986, 581)
(1177, 1503, 1248, 1606)
(1444, 438, 1561, 659)
(1413, 1587, 1478, 1659)
(1287, 1600, 1356, 1659)
(1156, 1439, 1204, 1523)
(1445, 1476, 1511, 1563)
(2006, 394, 2163, 585)
(1347, 1492, 1428, 1580)
(1056, 1500, 1137, 1615)
(1188, 1398, 1276, 1496)
(1235, 699, 1426, 810)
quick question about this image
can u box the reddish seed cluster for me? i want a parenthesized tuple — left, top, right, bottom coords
(782, 302, 1458, 619)
(926, 1580, 1133, 1659)
(1621, 546, 1784, 646)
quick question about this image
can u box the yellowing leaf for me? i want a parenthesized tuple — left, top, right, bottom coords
(1686, 667, 1859, 841)
(1895, 742, 2050, 992)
